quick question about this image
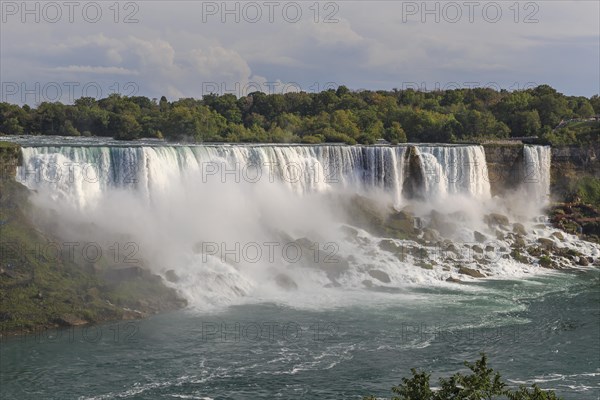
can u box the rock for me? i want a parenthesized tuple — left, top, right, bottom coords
(511, 249, 528, 263)
(440, 240, 459, 254)
(368, 269, 391, 283)
(379, 239, 400, 253)
(422, 228, 441, 242)
(386, 210, 416, 234)
(551, 232, 565, 241)
(400, 205, 415, 214)
(164, 269, 179, 283)
(122, 309, 147, 320)
(274, 273, 298, 290)
(527, 246, 544, 257)
(484, 213, 510, 227)
(54, 314, 87, 327)
(538, 256, 554, 268)
(474, 231, 486, 243)
(513, 223, 527, 236)
(495, 230, 505, 240)
(429, 210, 458, 236)
(472, 245, 484, 254)
(458, 266, 485, 278)
(577, 257, 589, 266)
(323, 257, 350, 281)
(347, 195, 386, 230)
(514, 236, 526, 248)
(446, 276, 462, 283)
(417, 262, 433, 270)
(362, 280, 373, 288)
(537, 238, 555, 250)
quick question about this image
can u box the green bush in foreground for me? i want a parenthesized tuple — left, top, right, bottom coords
(364, 354, 561, 400)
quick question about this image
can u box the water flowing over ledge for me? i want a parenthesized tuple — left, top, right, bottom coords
(17, 143, 496, 207)
(10, 140, 599, 309)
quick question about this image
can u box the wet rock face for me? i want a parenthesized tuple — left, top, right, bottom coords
(458, 266, 485, 278)
(53, 314, 88, 327)
(429, 210, 458, 237)
(474, 231, 486, 243)
(165, 269, 179, 283)
(423, 228, 441, 242)
(577, 257, 590, 266)
(513, 223, 527, 236)
(484, 213, 510, 228)
(385, 210, 416, 234)
(368, 269, 391, 283)
(483, 145, 525, 196)
(537, 238, 555, 250)
(402, 146, 426, 199)
(378, 239, 400, 253)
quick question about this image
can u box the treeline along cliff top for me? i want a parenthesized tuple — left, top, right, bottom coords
(1, 85, 598, 145)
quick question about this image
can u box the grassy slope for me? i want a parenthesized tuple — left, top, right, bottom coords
(0, 176, 186, 335)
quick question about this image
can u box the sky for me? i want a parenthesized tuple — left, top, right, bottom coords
(1, 0, 599, 105)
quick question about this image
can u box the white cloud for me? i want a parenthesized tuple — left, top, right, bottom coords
(51, 65, 138, 75)
(0, 0, 597, 103)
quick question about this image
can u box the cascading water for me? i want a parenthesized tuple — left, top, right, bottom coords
(522, 145, 552, 206)
(18, 145, 408, 206)
(12, 140, 599, 308)
(416, 145, 491, 200)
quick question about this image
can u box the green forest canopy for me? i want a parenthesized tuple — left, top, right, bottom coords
(0, 85, 598, 145)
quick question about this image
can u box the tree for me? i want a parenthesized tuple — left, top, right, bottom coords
(0, 85, 595, 145)
(533, 94, 569, 128)
(363, 354, 561, 400)
(384, 122, 407, 144)
(110, 113, 141, 140)
(510, 110, 541, 137)
(0, 117, 24, 135)
(589, 95, 600, 114)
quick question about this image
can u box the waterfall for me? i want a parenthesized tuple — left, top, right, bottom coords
(413, 145, 491, 200)
(522, 145, 552, 206)
(16, 144, 498, 208)
(18, 145, 410, 208)
(12, 140, 600, 309)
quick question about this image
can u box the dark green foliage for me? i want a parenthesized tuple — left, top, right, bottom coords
(569, 177, 600, 207)
(0, 86, 597, 145)
(364, 354, 561, 400)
